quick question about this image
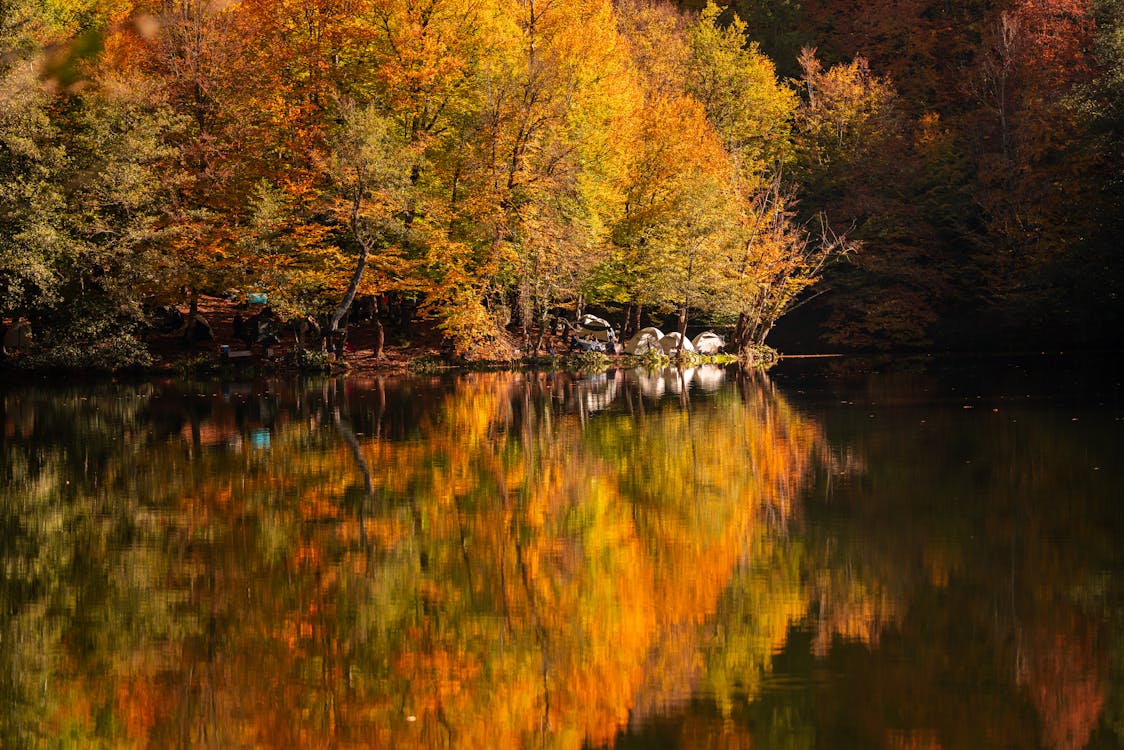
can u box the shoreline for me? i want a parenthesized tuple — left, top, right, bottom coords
(0, 348, 749, 384)
(2, 295, 760, 382)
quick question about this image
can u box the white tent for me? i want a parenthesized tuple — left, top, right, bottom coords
(659, 331, 696, 354)
(624, 327, 664, 355)
(574, 314, 616, 343)
(692, 331, 725, 355)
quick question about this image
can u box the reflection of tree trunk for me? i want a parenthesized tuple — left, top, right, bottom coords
(451, 491, 477, 606)
(330, 378, 377, 545)
(734, 364, 767, 403)
(516, 538, 552, 737)
(375, 377, 385, 438)
(333, 407, 373, 499)
(681, 367, 699, 507)
(189, 408, 201, 456)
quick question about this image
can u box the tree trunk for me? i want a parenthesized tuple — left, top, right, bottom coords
(676, 302, 688, 357)
(328, 170, 372, 349)
(533, 309, 548, 354)
(373, 319, 385, 359)
(733, 311, 753, 357)
(329, 241, 369, 334)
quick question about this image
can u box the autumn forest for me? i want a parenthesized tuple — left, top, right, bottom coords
(1, 0, 1120, 367)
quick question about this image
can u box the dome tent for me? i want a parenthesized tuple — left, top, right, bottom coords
(624, 327, 664, 355)
(692, 331, 724, 354)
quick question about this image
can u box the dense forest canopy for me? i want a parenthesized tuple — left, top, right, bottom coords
(0, 0, 1120, 366)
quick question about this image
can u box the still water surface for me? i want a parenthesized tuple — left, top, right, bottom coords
(2, 356, 1122, 748)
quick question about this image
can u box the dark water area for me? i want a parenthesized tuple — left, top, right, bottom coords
(2, 355, 1123, 749)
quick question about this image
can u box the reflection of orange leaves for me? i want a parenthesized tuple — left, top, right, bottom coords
(395, 646, 482, 716)
(280, 620, 300, 650)
(630, 624, 705, 722)
(299, 490, 340, 521)
(544, 476, 657, 747)
(923, 545, 954, 589)
(811, 572, 897, 657)
(417, 578, 447, 604)
(102, 372, 828, 749)
(1021, 615, 1104, 750)
(886, 728, 942, 749)
(292, 541, 323, 569)
(350, 516, 409, 549)
(117, 678, 170, 742)
(46, 677, 95, 739)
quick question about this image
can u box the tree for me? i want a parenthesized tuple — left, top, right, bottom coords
(468, 0, 637, 353)
(685, 2, 795, 185)
(130, 0, 264, 316)
(613, 92, 737, 351)
(612, 1, 744, 349)
(789, 48, 947, 350)
(325, 102, 413, 336)
(720, 178, 854, 355)
(0, 4, 184, 369)
(0, 29, 68, 324)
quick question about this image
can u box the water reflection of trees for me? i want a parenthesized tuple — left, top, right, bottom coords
(0, 371, 822, 748)
(774, 381, 1124, 750)
(2, 370, 1123, 748)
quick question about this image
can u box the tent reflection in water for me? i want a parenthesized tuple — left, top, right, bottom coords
(634, 367, 666, 398)
(664, 367, 695, 394)
(694, 365, 726, 391)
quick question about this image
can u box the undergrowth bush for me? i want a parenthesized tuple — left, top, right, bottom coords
(20, 316, 153, 372)
(560, 350, 612, 372)
(294, 348, 332, 372)
(408, 354, 448, 374)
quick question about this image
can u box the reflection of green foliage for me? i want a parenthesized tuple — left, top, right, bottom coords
(0, 374, 827, 747)
(6, 368, 1122, 748)
(705, 536, 806, 717)
(0, 385, 189, 748)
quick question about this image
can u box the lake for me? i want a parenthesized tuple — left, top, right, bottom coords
(2, 355, 1123, 749)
